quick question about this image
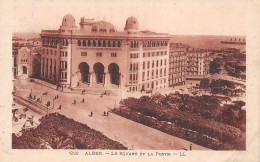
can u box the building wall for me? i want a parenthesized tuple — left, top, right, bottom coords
(168, 48, 186, 87)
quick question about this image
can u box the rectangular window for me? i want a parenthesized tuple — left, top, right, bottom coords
(142, 72, 145, 81)
(130, 74, 132, 81)
(111, 53, 117, 57)
(147, 71, 149, 80)
(65, 72, 67, 79)
(96, 52, 102, 57)
(65, 52, 68, 57)
(143, 62, 145, 69)
(81, 52, 87, 56)
(147, 61, 150, 68)
(143, 53, 146, 57)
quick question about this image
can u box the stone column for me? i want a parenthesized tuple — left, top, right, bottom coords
(104, 70, 108, 87)
(89, 68, 93, 87)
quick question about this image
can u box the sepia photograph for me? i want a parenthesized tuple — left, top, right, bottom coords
(1, 0, 260, 161)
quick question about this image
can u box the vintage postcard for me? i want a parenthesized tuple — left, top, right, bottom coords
(0, 0, 259, 161)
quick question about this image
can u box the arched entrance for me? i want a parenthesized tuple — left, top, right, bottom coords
(108, 63, 120, 85)
(78, 62, 89, 83)
(22, 66, 27, 74)
(93, 63, 104, 83)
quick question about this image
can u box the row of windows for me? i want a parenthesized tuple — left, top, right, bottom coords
(60, 72, 67, 81)
(143, 51, 167, 57)
(42, 38, 68, 46)
(42, 49, 57, 55)
(111, 53, 117, 57)
(130, 41, 139, 48)
(61, 51, 68, 57)
(41, 58, 57, 79)
(60, 61, 67, 70)
(130, 63, 138, 71)
(80, 52, 118, 58)
(78, 39, 121, 48)
(142, 59, 167, 69)
(20, 59, 27, 63)
(143, 40, 168, 48)
(129, 73, 138, 84)
(142, 69, 167, 81)
(130, 53, 139, 58)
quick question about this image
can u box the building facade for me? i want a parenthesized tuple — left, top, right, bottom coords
(185, 48, 210, 80)
(168, 43, 187, 87)
(40, 14, 170, 92)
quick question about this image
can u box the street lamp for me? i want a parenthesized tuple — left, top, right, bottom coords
(53, 98, 55, 109)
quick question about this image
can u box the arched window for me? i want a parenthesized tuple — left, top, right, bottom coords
(83, 40, 86, 46)
(113, 41, 116, 47)
(88, 40, 91, 46)
(130, 41, 133, 48)
(103, 40, 106, 47)
(98, 40, 101, 47)
(108, 41, 111, 47)
(93, 40, 96, 47)
(118, 41, 121, 47)
(65, 39, 68, 46)
(78, 40, 81, 46)
(134, 41, 136, 48)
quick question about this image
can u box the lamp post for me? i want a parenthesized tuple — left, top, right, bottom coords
(53, 98, 55, 109)
(40, 84, 42, 103)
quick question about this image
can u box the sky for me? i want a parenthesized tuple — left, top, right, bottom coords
(6, 0, 251, 35)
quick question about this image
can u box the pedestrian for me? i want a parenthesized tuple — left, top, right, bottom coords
(57, 94, 58, 99)
(106, 112, 109, 116)
(58, 105, 61, 110)
(90, 112, 93, 117)
(54, 96, 56, 100)
(73, 100, 76, 104)
(103, 111, 106, 116)
(82, 98, 85, 103)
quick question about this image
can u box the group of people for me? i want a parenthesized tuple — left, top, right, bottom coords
(103, 111, 109, 116)
(73, 98, 85, 104)
(56, 85, 63, 91)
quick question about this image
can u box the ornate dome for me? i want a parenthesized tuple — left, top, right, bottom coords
(91, 21, 117, 33)
(124, 16, 139, 31)
(61, 14, 76, 28)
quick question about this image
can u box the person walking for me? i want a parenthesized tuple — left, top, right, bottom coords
(81, 98, 85, 103)
(90, 112, 93, 117)
(106, 112, 109, 116)
(58, 105, 61, 110)
(103, 111, 106, 116)
(73, 100, 76, 104)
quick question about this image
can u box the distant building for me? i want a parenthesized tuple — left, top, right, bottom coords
(17, 47, 30, 76)
(185, 48, 210, 80)
(40, 14, 170, 92)
(168, 43, 187, 87)
(16, 47, 41, 77)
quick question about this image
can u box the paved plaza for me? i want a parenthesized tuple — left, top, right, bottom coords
(13, 75, 209, 150)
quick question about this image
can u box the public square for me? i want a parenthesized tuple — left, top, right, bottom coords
(12, 74, 209, 150)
